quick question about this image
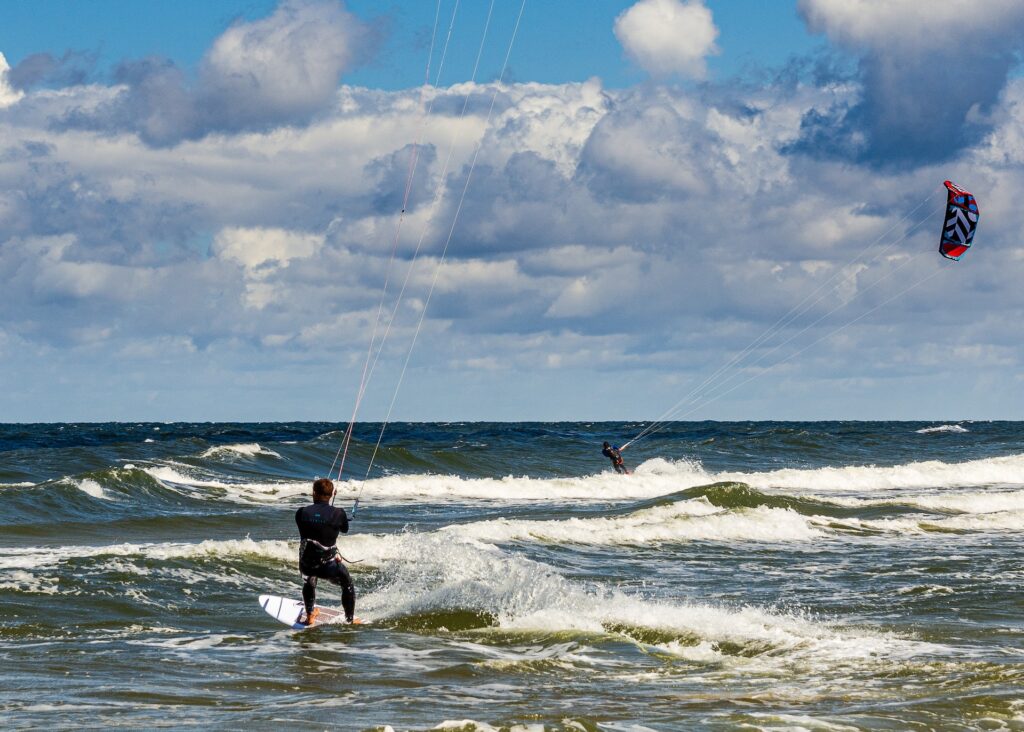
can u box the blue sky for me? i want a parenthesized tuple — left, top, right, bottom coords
(0, 1, 818, 87)
(1, 0, 1022, 422)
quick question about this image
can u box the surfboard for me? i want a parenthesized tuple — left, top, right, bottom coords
(258, 594, 361, 630)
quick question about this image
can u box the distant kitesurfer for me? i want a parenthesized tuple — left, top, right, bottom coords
(295, 478, 356, 625)
(602, 442, 629, 475)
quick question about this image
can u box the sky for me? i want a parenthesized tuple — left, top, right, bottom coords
(0, 0, 1022, 422)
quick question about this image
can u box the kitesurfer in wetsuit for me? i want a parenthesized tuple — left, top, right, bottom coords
(295, 478, 355, 625)
(602, 442, 629, 475)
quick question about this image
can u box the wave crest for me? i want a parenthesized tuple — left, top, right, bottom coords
(198, 443, 282, 459)
(916, 424, 969, 434)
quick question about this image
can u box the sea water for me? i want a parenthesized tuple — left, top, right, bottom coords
(1, 421, 1022, 730)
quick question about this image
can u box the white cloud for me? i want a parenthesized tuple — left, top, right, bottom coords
(581, 100, 715, 197)
(614, 0, 719, 78)
(976, 77, 1024, 166)
(798, 0, 1024, 50)
(793, 0, 1024, 164)
(213, 226, 323, 270)
(475, 78, 611, 177)
(35, 1, 371, 145)
(0, 52, 24, 108)
(213, 226, 325, 309)
(3, 44, 1024, 418)
(201, 0, 365, 125)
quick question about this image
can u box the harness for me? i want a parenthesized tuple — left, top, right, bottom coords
(299, 538, 338, 574)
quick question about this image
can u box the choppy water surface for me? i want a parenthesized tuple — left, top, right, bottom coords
(1, 421, 1022, 730)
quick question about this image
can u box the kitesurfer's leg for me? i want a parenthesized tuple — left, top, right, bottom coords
(321, 558, 356, 622)
(302, 575, 318, 616)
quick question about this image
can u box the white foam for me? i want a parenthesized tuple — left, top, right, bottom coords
(331, 458, 711, 504)
(859, 509, 1024, 534)
(0, 538, 296, 574)
(740, 713, 861, 731)
(446, 500, 824, 546)
(199, 443, 281, 459)
(72, 478, 107, 500)
(0, 570, 59, 594)
(143, 464, 307, 503)
(655, 639, 724, 662)
(339, 452, 1024, 504)
(126, 633, 242, 651)
(712, 454, 1024, 493)
(433, 722, 502, 732)
(433, 723, 545, 732)
(137, 456, 708, 506)
(128, 450, 1024, 510)
(2, 493, 1003, 674)
(0, 481, 35, 488)
(352, 533, 939, 671)
(468, 640, 613, 673)
(895, 584, 954, 597)
(0, 529, 948, 674)
(817, 489, 1024, 515)
(916, 424, 968, 434)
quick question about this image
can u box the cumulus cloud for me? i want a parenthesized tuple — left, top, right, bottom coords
(578, 96, 721, 201)
(798, 0, 1024, 49)
(614, 0, 719, 78)
(199, 0, 368, 131)
(8, 50, 96, 90)
(795, 0, 1024, 165)
(3, 10, 1024, 418)
(214, 226, 323, 269)
(0, 53, 25, 107)
(213, 226, 326, 309)
(59, 0, 370, 145)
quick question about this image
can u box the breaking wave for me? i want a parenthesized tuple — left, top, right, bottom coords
(916, 424, 969, 434)
(707, 454, 1024, 493)
(2, 532, 936, 670)
(136, 452, 1024, 504)
(198, 443, 282, 459)
(141, 464, 306, 503)
(444, 499, 825, 546)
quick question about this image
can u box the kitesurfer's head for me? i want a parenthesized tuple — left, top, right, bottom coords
(603, 441, 610, 448)
(313, 477, 335, 501)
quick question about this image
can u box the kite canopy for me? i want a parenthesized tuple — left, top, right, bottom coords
(939, 180, 979, 261)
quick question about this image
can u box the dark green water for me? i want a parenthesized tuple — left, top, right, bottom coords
(1, 421, 1022, 730)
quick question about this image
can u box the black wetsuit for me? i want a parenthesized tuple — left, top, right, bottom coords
(295, 500, 355, 621)
(602, 445, 628, 474)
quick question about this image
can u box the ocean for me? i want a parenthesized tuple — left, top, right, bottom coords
(1, 420, 1022, 730)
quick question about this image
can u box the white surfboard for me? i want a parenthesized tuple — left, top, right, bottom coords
(258, 594, 355, 630)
